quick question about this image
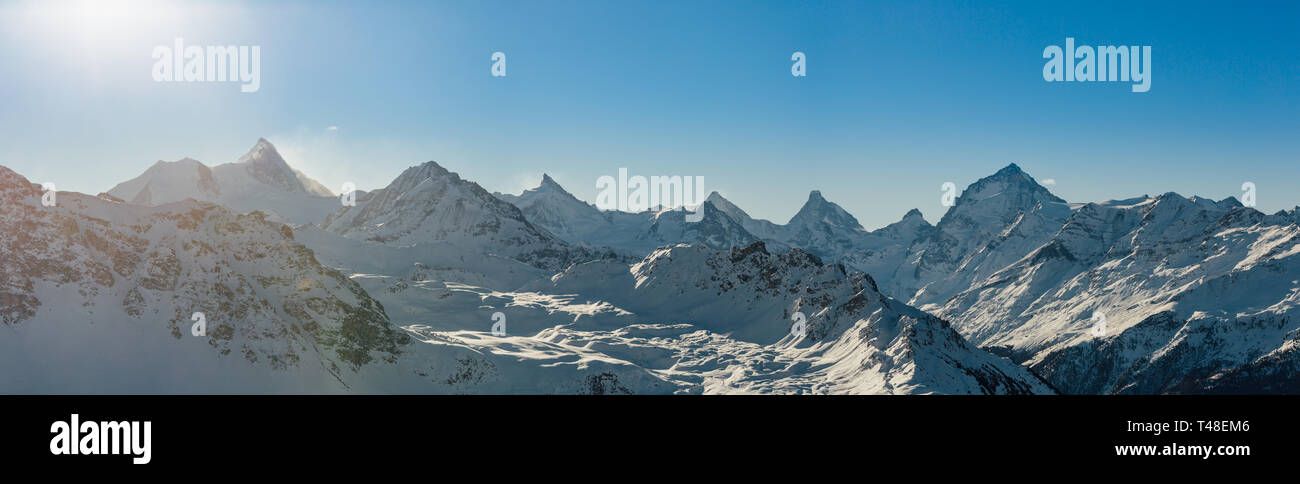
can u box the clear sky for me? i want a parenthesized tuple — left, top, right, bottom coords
(0, 0, 1296, 229)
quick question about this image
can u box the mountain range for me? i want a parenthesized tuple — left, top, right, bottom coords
(4, 138, 1297, 393)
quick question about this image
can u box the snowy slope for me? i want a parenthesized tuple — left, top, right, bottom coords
(104, 158, 222, 205)
(0, 165, 682, 394)
(493, 162, 1300, 394)
(20, 147, 1300, 394)
(885, 163, 1074, 309)
(528, 242, 1052, 394)
(937, 193, 1300, 393)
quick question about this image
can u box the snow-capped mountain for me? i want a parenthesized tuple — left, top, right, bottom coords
(886, 163, 1074, 309)
(637, 202, 760, 252)
(698, 164, 1064, 307)
(491, 162, 1300, 394)
(938, 192, 1300, 394)
(705, 191, 786, 240)
(0, 164, 682, 394)
(511, 181, 937, 277)
(494, 174, 613, 243)
(14, 140, 1300, 394)
(105, 157, 222, 206)
(495, 175, 764, 256)
(527, 242, 1051, 394)
(107, 139, 338, 225)
(322, 161, 618, 272)
(780, 190, 870, 256)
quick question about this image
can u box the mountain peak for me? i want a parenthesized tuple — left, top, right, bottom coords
(789, 190, 863, 231)
(533, 173, 574, 196)
(399, 161, 454, 183)
(238, 138, 281, 164)
(903, 208, 925, 220)
(228, 137, 321, 195)
(705, 191, 737, 208)
(995, 163, 1024, 176)
(703, 191, 764, 229)
(955, 162, 1065, 208)
(518, 172, 579, 201)
(1218, 196, 1244, 209)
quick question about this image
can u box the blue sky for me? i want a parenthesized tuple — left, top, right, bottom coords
(0, 0, 1296, 229)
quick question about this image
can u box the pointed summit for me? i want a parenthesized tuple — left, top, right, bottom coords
(705, 191, 748, 219)
(699, 190, 785, 240)
(528, 173, 577, 198)
(870, 207, 932, 242)
(995, 162, 1024, 176)
(954, 162, 1064, 208)
(789, 190, 864, 231)
(230, 138, 309, 193)
(237, 138, 281, 164)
